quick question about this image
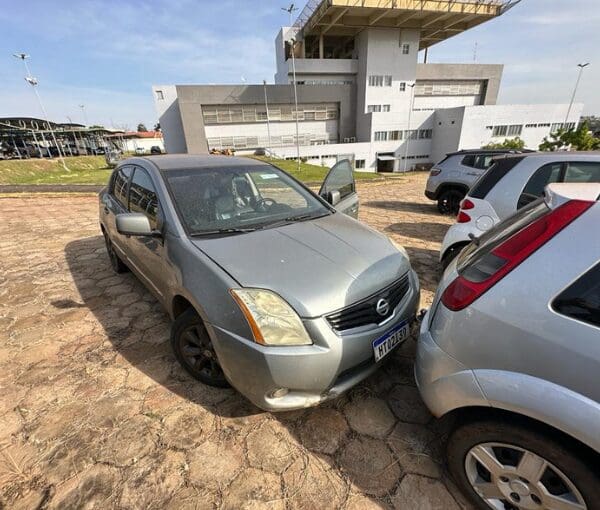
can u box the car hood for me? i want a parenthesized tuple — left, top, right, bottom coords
(191, 213, 412, 317)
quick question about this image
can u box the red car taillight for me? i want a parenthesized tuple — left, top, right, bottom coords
(457, 199, 475, 223)
(461, 199, 474, 210)
(457, 211, 471, 223)
(442, 200, 593, 311)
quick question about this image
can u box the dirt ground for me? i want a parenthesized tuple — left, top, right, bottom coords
(0, 172, 474, 509)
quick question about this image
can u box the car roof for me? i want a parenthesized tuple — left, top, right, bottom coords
(498, 151, 600, 161)
(127, 154, 270, 171)
(447, 149, 533, 156)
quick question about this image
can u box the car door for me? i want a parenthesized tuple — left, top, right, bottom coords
(101, 165, 134, 257)
(125, 165, 169, 303)
(319, 159, 359, 218)
(517, 162, 563, 209)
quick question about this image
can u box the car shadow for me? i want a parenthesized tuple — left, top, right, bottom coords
(385, 221, 450, 243)
(65, 235, 457, 506)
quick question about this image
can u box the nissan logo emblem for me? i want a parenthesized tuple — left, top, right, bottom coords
(376, 298, 390, 316)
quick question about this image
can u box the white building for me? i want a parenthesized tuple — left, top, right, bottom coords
(154, 0, 583, 172)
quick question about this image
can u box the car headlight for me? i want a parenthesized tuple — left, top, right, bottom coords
(230, 289, 312, 346)
(389, 237, 410, 261)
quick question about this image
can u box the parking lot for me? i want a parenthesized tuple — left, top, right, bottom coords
(0, 172, 470, 509)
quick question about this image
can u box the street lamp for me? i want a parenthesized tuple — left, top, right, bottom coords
(290, 37, 301, 172)
(13, 53, 68, 170)
(564, 63, 590, 127)
(402, 83, 416, 172)
(79, 104, 89, 127)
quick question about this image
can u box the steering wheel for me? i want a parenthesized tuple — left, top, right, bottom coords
(256, 198, 277, 211)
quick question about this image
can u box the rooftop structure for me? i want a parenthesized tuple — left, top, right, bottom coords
(294, 0, 521, 49)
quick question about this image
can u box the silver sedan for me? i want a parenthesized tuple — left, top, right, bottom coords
(100, 155, 420, 411)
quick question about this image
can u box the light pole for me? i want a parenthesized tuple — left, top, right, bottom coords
(79, 104, 89, 127)
(263, 80, 273, 156)
(290, 37, 301, 172)
(13, 53, 68, 170)
(402, 83, 416, 172)
(565, 63, 589, 127)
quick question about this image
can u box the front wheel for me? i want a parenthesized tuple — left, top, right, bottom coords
(447, 418, 599, 510)
(103, 231, 128, 273)
(171, 308, 230, 388)
(437, 189, 464, 215)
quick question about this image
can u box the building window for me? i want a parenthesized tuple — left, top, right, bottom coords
(401, 43, 410, 55)
(507, 125, 523, 136)
(355, 159, 366, 169)
(369, 75, 392, 87)
(367, 105, 382, 113)
(155, 90, 164, 100)
(551, 123, 564, 132)
(382, 105, 391, 112)
(414, 80, 483, 97)
(418, 129, 433, 139)
(492, 125, 508, 137)
(404, 130, 418, 140)
(399, 82, 406, 92)
(384, 75, 392, 87)
(374, 131, 388, 141)
(389, 130, 402, 141)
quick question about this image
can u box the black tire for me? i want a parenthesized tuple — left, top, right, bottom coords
(447, 418, 600, 510)
(103, 231, 128, 273)
(441, 243, 468, 270)
(437, 189, 465, 215)
(171, 308, 230, 388)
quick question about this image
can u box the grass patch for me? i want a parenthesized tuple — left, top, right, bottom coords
(250, 156, 382, 183)
(0, 156, 112, 185)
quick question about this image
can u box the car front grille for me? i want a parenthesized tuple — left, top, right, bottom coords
(325, 273, 411, 333)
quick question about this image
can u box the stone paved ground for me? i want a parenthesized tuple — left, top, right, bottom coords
(0, 172, 472, 509)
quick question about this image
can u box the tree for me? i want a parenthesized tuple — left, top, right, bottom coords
(483, 137, 526, 150)
(137, 123, 148, 132)
(153, 122, 161, 132)
(539, 121, 600, 151)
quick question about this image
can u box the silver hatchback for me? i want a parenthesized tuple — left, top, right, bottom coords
(100, 155, 420, 411)
(417, 183, 600, 509)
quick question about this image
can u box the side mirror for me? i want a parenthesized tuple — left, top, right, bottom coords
(325, 190, 341, 207)
(116, 213, 159, 237)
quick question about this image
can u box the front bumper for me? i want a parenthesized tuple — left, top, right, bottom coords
(209, 270, 420, 411)
(415, 309, 489, 417)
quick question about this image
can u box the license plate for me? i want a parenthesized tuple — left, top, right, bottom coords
(372, 320, 410, 362)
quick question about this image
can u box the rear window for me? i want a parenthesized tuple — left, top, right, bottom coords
(469, 157, 525, 199)
(553, 262, 600, 328)
(457, 198, 549, 277)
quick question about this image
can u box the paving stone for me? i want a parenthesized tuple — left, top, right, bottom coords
(344, 396, 396, 438)
(391, 474, 460, 510)
(387, 384, 433, 424)
(162, 407, 215, 449)
(297, 407, 349, 454)
(97, 414, 159, 467)
(188, 439, 244, 491)
(346, 495, 392, 509)
(222, 468, 284, 510)
(387, 422, 442, 478)
(283, 455, 348, 510)
(246, 419, 297, 474)
(339, 437, 402, 497)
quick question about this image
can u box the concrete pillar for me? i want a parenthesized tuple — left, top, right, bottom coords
(319, 35, 324, 59)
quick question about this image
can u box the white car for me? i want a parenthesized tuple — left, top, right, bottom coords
(440, 152, 600, 267)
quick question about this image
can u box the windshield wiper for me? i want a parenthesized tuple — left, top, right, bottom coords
(265, 212, 330, 229)
(190, 227, 258, 237)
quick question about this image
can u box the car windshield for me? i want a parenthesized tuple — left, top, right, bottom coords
(165, 164, 331, 235)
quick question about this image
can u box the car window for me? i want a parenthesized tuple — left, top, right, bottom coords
(129, 167, 159, 229)
(517, 162, 562, 209)
(165, 164, 330, 235)
(553, 262, 600, 328)
(112, 166, 134, 208)
(469, 157, 525, 199)
(475, 155, 495, 170)
(564, 162, 600, 183)
(320, 160, 355, 199)
(461, 155, 476, 168)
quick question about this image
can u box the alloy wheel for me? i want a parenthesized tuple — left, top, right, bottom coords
(178, 324, 225, 383)
(465, 442, 587, 510)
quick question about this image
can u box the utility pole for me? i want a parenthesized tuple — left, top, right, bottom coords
(79, 104, 89, 126)
(403, 83, 416, 172)
(13, 53, 68, 170)
(263, 80, 273, 156)
(283, 4, 301, 172)
(565, 63, 589, 127)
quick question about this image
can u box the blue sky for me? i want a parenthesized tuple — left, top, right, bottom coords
(1, 0, 598, 129)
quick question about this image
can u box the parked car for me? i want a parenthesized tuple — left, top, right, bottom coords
(100, 155, 420, 411)
(416, 183, 600, 510)
(134, 147, 145, 155)
(425, 149, 532, 215)
(440, 152, 600, 267)
(150, 145, 162, 155)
